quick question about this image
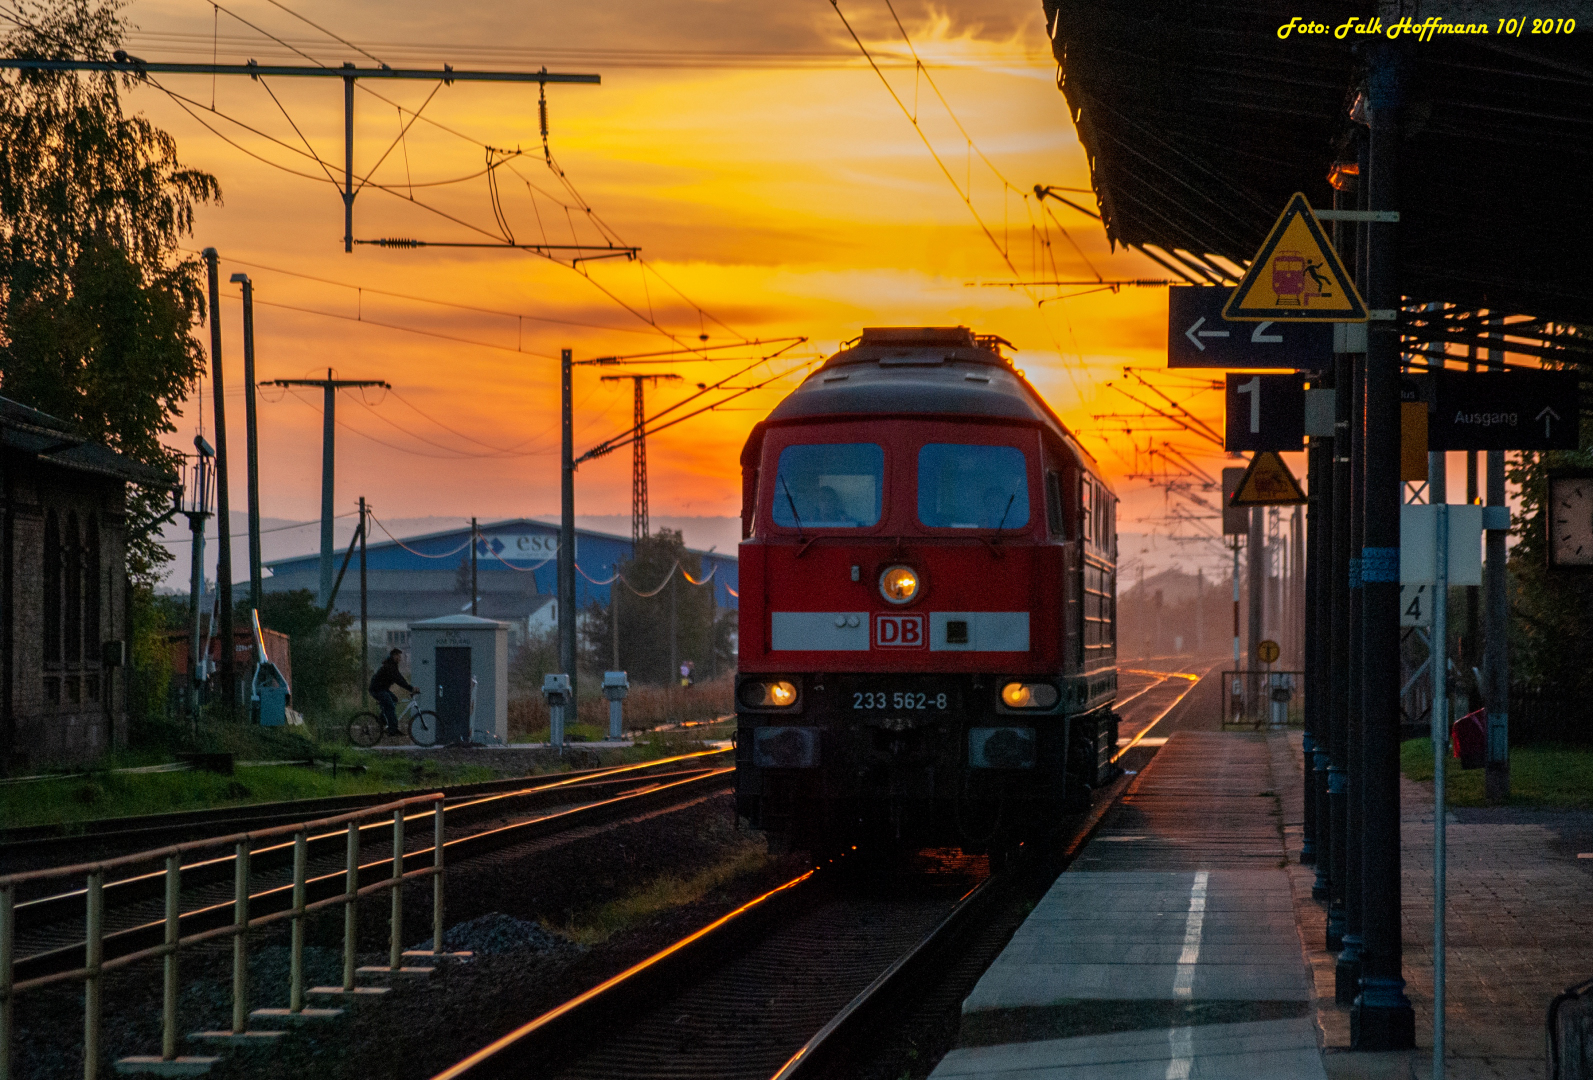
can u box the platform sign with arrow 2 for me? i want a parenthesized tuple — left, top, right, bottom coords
(1427, 371, 1581, 451)
(1168, 286, 1333, 369)
(1223, 193, 1367, 322)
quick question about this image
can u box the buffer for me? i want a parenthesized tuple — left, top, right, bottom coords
(1223, 193, 1367, 322)
(1228, 451, 1307, 506)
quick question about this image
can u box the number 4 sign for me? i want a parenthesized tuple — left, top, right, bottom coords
(1225, 373, 1306, 451)
(1399, 584, 1432, 627)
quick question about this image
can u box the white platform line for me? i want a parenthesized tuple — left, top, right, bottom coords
(1165, 1026, 1194, 1079)
(1171, 871, 1209, 999)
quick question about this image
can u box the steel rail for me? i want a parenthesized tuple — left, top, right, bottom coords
(11, 769, 732, 985)
(431, 869, 819, 1080)
(432, 746, 1147, 1080)
(768, 874, 1001, 1079)
(0, 748, 730, 854)
(771, 756, 1139, 1079)
(1110, 663, 1216, 764)
(10, 763, 725, 927)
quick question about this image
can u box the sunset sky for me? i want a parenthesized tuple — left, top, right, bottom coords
(118, 0, 1238, 569)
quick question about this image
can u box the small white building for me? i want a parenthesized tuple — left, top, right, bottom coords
(407, 614, 509, 745)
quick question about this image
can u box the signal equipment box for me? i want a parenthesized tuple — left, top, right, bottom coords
(408, 614, 508, 745)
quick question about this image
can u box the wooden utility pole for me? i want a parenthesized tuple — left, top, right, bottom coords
(203, 249, 236, 717)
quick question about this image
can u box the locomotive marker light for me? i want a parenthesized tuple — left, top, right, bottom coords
(740, 680, 799, 709)
(1000, 682, 1061, 709)
(878, 565, 921, 604)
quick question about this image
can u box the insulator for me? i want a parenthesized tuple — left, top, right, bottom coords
(376, 237, 421, 248)
(539, 94, 549, 140)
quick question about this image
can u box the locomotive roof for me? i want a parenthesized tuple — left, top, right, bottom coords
(763, 326, 1105, 481)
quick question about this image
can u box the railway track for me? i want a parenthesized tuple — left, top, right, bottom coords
(428, 670, 1215, 1080)
(430, 776, 1132, 1080)
(0, 749, 732, 870)
(8, 758, 733, 986)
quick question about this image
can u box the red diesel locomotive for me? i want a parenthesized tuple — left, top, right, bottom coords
(734, 326, 1120, 854)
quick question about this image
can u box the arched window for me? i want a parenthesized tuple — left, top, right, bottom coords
(84, 514, 100, 663)
(43, 511, 61, 664)
(64, 512, 82, 665)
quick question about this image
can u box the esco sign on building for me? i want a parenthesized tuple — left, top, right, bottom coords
(482, 534, 565, 559)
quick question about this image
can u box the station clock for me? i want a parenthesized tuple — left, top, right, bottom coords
(1546, 469, 1593, 569)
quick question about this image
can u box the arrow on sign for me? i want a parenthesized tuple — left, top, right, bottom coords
(1251, 321, 1282, 343)
(1537, 406, 1561, 437)
(1184, 317, 1231, 352)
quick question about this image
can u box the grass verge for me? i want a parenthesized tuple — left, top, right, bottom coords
(1400, 738, 1593, 809)
(557, 840, 771, 945)
(2, 713, 729, 832)
(0, 753, 502, 831)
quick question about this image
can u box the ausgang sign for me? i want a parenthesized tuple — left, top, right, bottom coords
(1427, 371, 1581, 451)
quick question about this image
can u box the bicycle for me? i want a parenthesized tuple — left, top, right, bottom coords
(348, 694, 438, 748)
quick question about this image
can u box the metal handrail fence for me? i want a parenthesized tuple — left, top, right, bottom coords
(0, 792, 446, 1080)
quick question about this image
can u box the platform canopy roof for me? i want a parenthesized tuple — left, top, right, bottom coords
(1042, 0, 1593, 362)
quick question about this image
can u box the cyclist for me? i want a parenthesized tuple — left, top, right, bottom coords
(370, 648, 417, 737)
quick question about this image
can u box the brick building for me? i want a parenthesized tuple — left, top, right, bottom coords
(0, 397, 177, 768)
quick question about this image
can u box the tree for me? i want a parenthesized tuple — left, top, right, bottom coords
(1505, 395, 1593, 704)
(583, 529, 729, 684)
(258, 590, 361, 717)
(0, 0, 220, 586)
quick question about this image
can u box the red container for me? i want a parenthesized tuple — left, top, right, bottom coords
(1451, 707, 1487, 770)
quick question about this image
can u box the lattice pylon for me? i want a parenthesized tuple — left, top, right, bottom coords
(632, 378, 648, 546)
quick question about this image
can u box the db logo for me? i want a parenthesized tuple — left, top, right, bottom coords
(873, 613, 926, 650)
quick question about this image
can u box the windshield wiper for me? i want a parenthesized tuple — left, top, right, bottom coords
(982, 493, 1015, 557)
(993, 493, 1015, 533)
(780, 475, 805, 541)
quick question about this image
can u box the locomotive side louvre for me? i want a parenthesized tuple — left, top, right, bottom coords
(734, 327, 1117, 853)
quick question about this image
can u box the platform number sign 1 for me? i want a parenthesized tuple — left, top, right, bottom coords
(1225, 373, 1305, 452)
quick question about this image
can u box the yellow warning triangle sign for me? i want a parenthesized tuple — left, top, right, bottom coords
(1229, 451, 1307, 506)
(1223, 193, 1367, 322)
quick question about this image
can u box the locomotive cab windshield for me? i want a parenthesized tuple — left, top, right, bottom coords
(735, 326, 1118, 858)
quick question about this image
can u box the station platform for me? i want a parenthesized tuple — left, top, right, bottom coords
(932, 731, 1323, 1079)
(932, 724, 1593, 1080)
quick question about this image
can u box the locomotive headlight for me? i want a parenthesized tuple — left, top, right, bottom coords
(1001, 682, 1060, 709)
(879, 565, 920, 605)
(741, 680, 799, 708)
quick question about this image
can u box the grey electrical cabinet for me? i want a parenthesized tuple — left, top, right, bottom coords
(408, 614, 509, 745)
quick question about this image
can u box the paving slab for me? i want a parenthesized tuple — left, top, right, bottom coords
(1271, 730, 1593, 1080)
(932, 731, 1323, 1080)
(934, 1017, 1327, 1079)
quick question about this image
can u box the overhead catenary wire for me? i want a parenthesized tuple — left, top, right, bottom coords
(192, 0, 744, 347)
(160, 510, 358, 545)
(204, 252, 666, 337)
(5, 2, 763, 380)
(825, 0, 1098, 407)
(368, 511, 472, 558)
